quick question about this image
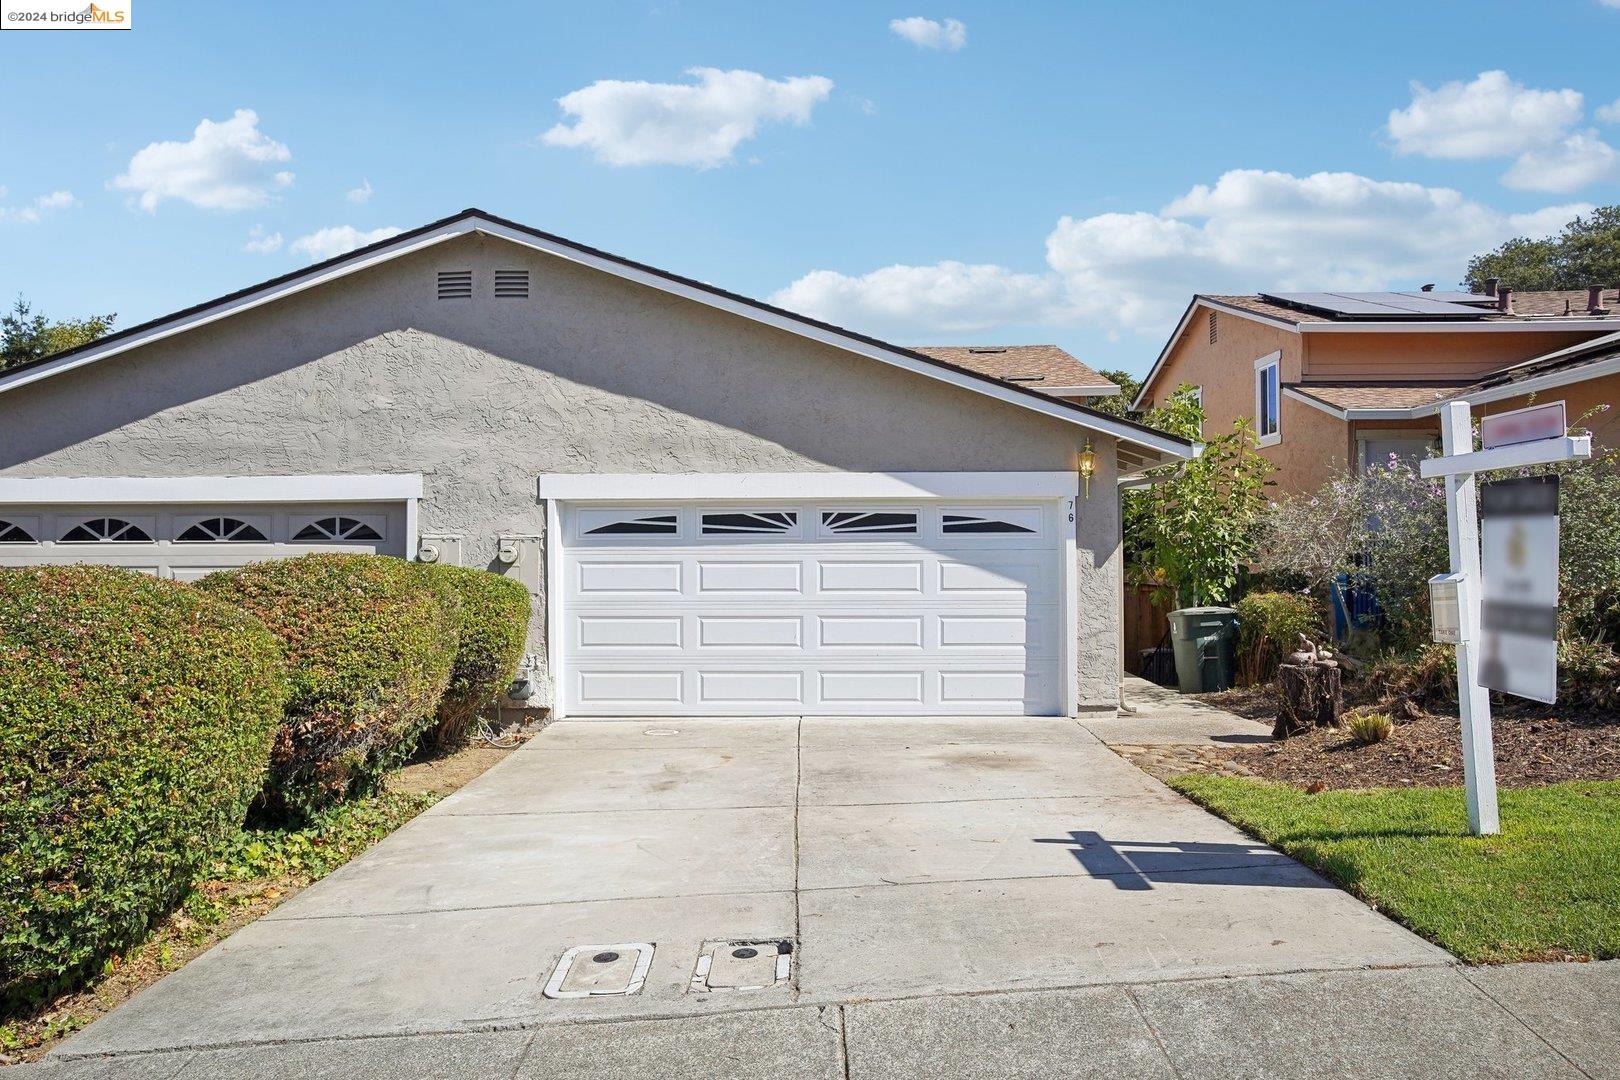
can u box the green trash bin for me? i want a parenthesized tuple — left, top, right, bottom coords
(1167, 606, 1240, 694)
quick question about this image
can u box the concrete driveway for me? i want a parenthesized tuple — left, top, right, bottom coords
(55, 714, 1448, 1061)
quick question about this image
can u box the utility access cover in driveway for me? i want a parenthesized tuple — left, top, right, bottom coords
(545, 943, 654, 998)
(691, 939, 794, 992)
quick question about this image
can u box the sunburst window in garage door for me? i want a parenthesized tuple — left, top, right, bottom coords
(820, 510, 918, 535)
(176, 516, 270, 542)
(0, 520, 36, 543)
(61, 517, 154, 543)
(581, 511, 679, 536)
(293, 516, 384, 542)
(942, 510, 1039, 534)
(700, 510, 798, 535)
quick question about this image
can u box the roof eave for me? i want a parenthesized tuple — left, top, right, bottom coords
(0, 208, 1194, 463)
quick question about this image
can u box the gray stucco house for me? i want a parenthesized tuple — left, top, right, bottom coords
(0, 209, 1194, 717)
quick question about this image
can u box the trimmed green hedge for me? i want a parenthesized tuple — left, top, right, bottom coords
(0, 566, 286, 1011)
(415, 563, 531, 749)
(1235, 591, 1323, 684)
(198, 553, 457, 821)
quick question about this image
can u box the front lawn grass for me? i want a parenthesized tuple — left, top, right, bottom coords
(1170, 776, 1620, 963)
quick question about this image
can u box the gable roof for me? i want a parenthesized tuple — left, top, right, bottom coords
(909, 345, 1118, 396)
(1132, 291, 1620, 411)
(0, 208, 1193, 468)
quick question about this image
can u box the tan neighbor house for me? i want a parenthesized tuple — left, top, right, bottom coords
(1133, 286, 1620, 496)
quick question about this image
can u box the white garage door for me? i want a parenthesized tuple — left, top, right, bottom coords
(559, 502, 1066, 716)
(0, 502, 407, 579)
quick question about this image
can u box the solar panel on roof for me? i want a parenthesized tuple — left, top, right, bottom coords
(1260, 291, 1490, 320)
(1398, 291, 1493, 305)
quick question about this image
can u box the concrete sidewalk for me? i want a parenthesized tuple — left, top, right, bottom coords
(15, 962, 1618, 1078)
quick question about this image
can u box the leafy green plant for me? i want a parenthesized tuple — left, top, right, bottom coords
(1235, 592, 1324, 684)
(414, 564, 531, 749)
(198, 553, 457, 822)
(0, 566, 285, 1013)
(1346, 712, 1394, 744)
(211, 791, 439, 884)
(1126, 385, 1275, 607)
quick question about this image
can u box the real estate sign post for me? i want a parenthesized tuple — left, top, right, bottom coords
(1422, 400, 1589, 836)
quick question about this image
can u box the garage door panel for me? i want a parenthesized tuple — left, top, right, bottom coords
(698, 616, 804, 648)
(577, 561, 683, 594)
(938, 615, 1030, 648)
(696, 560, 803, 594)
(576, 670, 685, 706)
(817, 615, 925, 649)
(575, 615, 684, 649)
(817, 561, 924, 594)
(819, 670, 926, 704)
(937, 558, 1049, 596)
(698, 671, 804, 704)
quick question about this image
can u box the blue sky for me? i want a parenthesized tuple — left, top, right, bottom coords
(3, 0, 1620, 375)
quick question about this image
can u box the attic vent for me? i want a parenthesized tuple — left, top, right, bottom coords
(967, 347, 1007, 354)
(494, 270, 530, 298)
(437, 270, 473, 299)
(1209, 310, 1218, 344)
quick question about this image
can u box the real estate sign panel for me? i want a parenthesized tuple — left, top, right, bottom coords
(1478, 475, 1559, 704)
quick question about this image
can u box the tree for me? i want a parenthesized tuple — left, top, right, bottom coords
(1125, 385, 1275, 607)
(0, 296, 116, 371)
(1087, 368, 1142, 419)
(1465, 206, 1620, 292)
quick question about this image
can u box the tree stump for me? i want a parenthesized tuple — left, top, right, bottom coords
(1274, 663, 1343, 739)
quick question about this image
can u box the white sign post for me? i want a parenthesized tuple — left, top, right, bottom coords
(1420, 400, 1591, 836)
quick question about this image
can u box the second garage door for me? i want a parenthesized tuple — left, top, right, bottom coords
(559, 501, 1066, 716)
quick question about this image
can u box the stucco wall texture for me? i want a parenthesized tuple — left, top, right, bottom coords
(0, 233, 1123, 709)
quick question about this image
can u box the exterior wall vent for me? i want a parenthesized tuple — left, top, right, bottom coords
(1208, 310, 1218, 345)
(437, 270, 473, 299)
(494, 270, 530, 299)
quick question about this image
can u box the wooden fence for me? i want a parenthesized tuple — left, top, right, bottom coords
(1122, 580, 1172, 675)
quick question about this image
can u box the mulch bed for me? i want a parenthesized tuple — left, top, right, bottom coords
(1193, 686, 1620, 790)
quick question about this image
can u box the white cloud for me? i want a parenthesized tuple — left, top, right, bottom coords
(542, 67, 834, 168)
(242, 225, 283, 254)
(1502, 130, 1620, 192)
(772, 168, 1591, 342)
(288, 224, 403, 262)
(1594, 97, 1620, 124)
(111, 109, 293, 212)
(1387, 70, 1582, 159)
(0, 188, 76, 223)
(345, 179, 373, 203)
(888, 16, 967, 51)
(771, 261, 1059, 339)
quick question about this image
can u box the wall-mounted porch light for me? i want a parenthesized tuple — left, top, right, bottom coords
(1078, 440, 1097, 497)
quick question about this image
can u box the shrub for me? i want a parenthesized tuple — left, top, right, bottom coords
(198, 554, 457, 821)
(0, 566, 285, 1011)
(415, 563, 531, 749)
(1346, 711, 1394, 745)
(1235, 592, 1323, 685)
(1557, 636, 1620, 709)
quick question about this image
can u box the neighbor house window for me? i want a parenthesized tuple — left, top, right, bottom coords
(1254, 353, 1281, 445)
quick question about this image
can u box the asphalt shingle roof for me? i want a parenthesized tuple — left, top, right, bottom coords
(909, 345, 1116, 395)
